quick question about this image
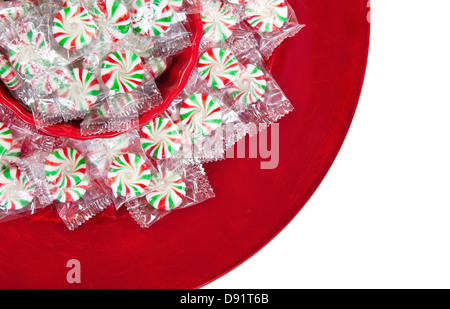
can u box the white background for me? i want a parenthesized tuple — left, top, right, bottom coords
(205, 0, 450, 289)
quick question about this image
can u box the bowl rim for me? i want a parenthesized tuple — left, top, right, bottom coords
(0, 13, 202, 140)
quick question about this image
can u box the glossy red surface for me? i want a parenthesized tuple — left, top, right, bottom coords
(0, 14, 202, 140)
(0, 0, 370, 288)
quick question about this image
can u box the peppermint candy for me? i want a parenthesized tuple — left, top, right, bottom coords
(90, 0, 131, 42)
(108, 153, 151, 197)
(146, 171, 186, 210)
(44, 147, 87, 189)
(0, 122, 13, 159)
(198, 48, 239, 89)
(130, 0, 174, 36)
(9, 23, 50, 77)
(0, 54, 22, 90)
(227, 63, 267, 104)
(0, 165, 35, 210)
(50, 177, 88, 203)
(245, 0, 288, 32)
(57, 68, 100, 112)
(180, 93, 222, 140)
(29, 66, 72, 94)
(140, 117, 182, 159)
(52, 5, 98, 50)
(201, 1, 236, 42)
(101, 50, 144, 93)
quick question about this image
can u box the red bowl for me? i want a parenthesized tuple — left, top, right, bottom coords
(0, 13, 202, 140)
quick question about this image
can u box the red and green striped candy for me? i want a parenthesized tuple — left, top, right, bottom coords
(50, 176, 88, 203)
(0, 4, 27, 26)
(198, 48, 239, 89)
(0, 165, 35, 210)
(245, 0, 288, 33)
(9, 23, 50, 77)
(201, 0, 236, 42)
(101, 50, 144, 93)
(130, 0, 173, 36)
(107, 153, 151, 197)
(0, 54, 22, 90)
(227, 63, 267, 105)
(0, 122, 13, 159)
(90, 0, 131, 42)
(57, 68, 100, 112)
(52, 5, 98, 50)
(44, 147, 87, 189)
(146, 170, 186, 210)
(140, 117, 182, 159)
(180, 93, 222, 140)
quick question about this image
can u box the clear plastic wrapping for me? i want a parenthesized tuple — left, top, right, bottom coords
(201, 0, 304, 59)
(17, 133, 113, 229)
(0, 105, 55, 223)
(126, 161, 214, 228)
(85, 130, 159, 210)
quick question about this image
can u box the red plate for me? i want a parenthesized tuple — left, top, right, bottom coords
(0, 0, 370, 288)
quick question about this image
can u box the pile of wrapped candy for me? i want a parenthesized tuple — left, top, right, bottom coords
(0, 0, 303, 230)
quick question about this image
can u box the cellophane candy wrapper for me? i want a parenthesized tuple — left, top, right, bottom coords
(126, 160, 214, 228)
(85, 130, 159, 210)
(219, 0, 304, 59)
(0, 105, 54, 223)
(18, 134, 113, 230)
(119, 0, 194, 58)
(79, 75, 163, 136)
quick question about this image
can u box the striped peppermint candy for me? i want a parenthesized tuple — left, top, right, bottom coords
(0, 122, 13, 159)
(0, 54, 22, 90)
(245, 0, 288, 32)
(201, 1, 236, 42)
(9, 23, 50, 77)
(57, 68, 100, 112)
(29, 66, 72, 94)
(146, 171, 186, 210)
(50, 176, 88, 203)
(101, 50, 144, 93)
(1, 139, 21, 164)
(227, 0, 248, 3)
(0, 4, 27, 26)
(180, 93, 222, 140)
(108, 153, 151, 197)
(228, 63, 267, 105)
(198, 48, 239, 89)
(52, 5, 98, 50)
(90, 0, 131, 42)
(45, 147, 87, 189)
(140, 117, 182, 159)
(0, 165, 35, 210)
(130, 0, 174, 36)
(168, 0, 183, 12)
(143, 57, 168, 80)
